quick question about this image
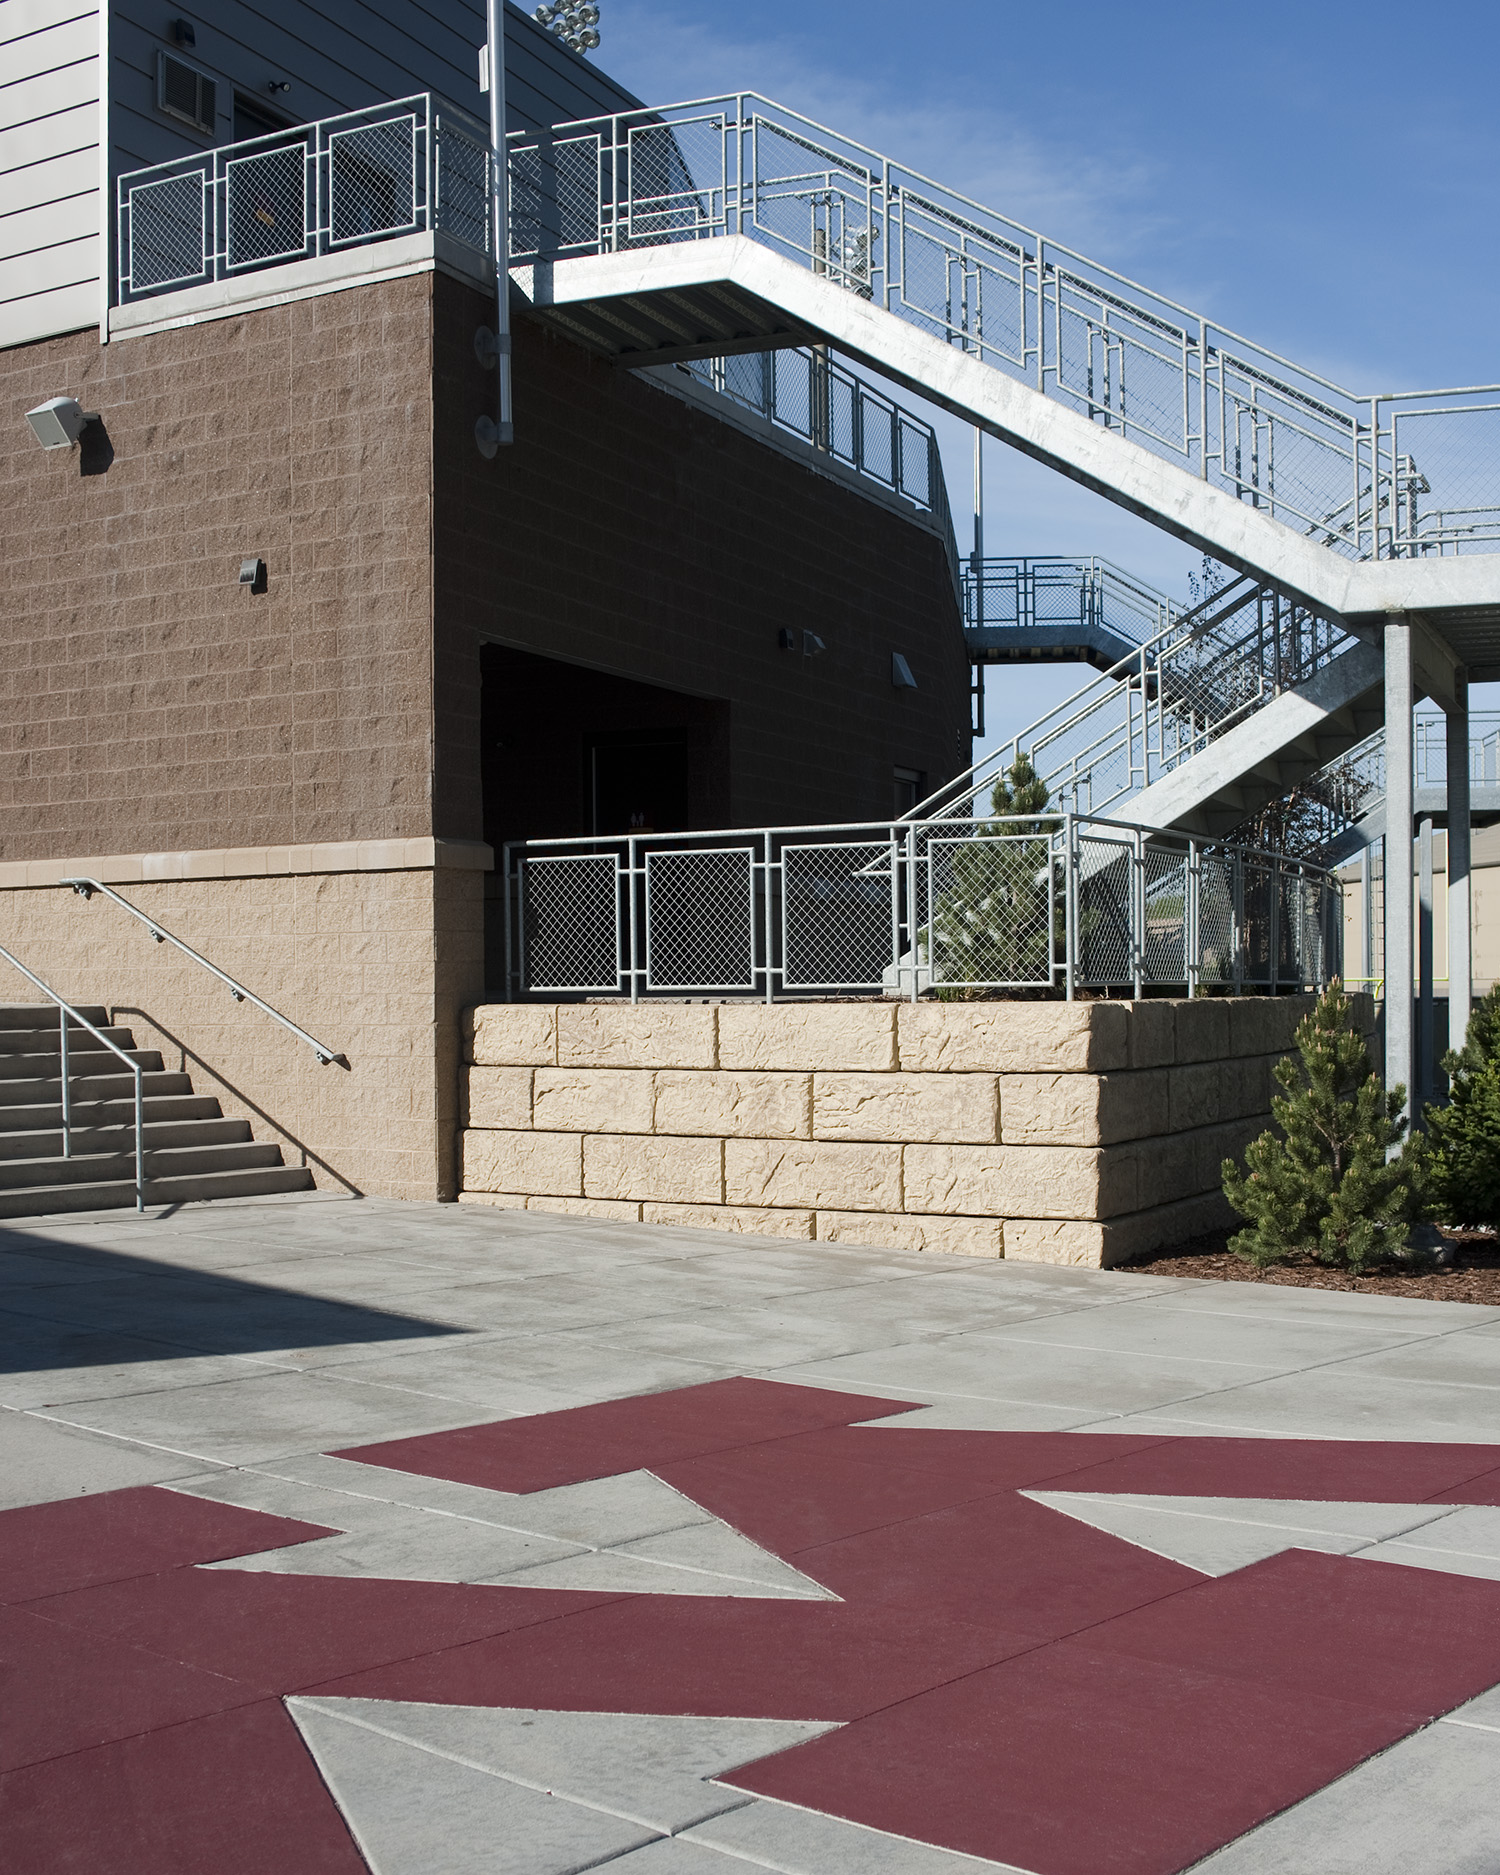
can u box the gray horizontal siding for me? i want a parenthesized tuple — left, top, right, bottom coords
(0, 0, 100, 345)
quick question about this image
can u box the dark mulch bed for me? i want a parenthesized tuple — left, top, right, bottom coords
(1127, 1228, 1500, 1305)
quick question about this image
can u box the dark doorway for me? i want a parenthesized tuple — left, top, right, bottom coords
(589, 731, 689, 835)
(234, 93, 297, 142)
(479, 645, 730, 992)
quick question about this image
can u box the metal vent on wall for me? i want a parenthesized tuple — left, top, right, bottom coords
(158, 51, 217, 136)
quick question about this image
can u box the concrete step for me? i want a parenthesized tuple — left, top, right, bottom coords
(0, 1047, 163, 1083)
(0, 1071, 194, 1108)
(0, 1093, 223, 1134)
(0, 1140, 286, 1193)
(0, 1163, 316, 1219)
(0, 1005, 109, 1031)
(0, 1026, 140, 1057)
(0, 1117, 253, 1162)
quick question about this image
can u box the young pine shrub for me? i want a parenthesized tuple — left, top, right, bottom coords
(1222, 981, 1421, 1272)
(1420, 983, 1500, 1234)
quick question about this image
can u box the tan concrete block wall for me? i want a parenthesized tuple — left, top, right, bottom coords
(718, 1003, 896, 1071)
(653, 1071, 810, 1139)
(584, 1134, 724, 1204)
(534, 1068, 655, 1134)
(0, 867, 482, 1203)
(724, 1138, 902, 1211)
(463, 1129, 582, 1197)
(457, 994, 1323, 1266)
(464, 1068, 534, 1130)
(812, 1072, 999, 1143)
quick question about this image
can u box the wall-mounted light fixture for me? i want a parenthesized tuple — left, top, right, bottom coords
(25, 397, 97, 450)
(892, 652, 918, 689)
(804, 633, 827, 658)
(238, 556, 267, 593)
(778, 628, 797, 651)
(171, 17, 195, 46)
(268, 78, 290, 94)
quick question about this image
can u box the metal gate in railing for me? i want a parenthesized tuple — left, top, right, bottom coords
(503, 811, 1339, 1002)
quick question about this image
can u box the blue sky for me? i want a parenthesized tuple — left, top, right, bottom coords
(595, 1, 1500, 751)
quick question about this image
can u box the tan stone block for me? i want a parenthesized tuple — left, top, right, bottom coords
(642, 1203, 815, 1241)
(1003, 1218, 1108, 1266)
(1009, 1189, 1236, 1269)
(533, 1068, 655, 1134)
(528, 1196, 642, 1221)
(1172, 997, 1231, 1064)
(584, 1133, 723, 1203)
(812, 1072, 999, 1144)
(455, 1190, 529, 1210)
(902, 1143, 1138, 1220)
(1228, 995, 1309, 1058)
(464, 1067, 533, 1130)
(558, 1004, 716, 1069)
(1168, 1062, 1224, 1132)
(653, 1070, 810, 1139)
(1203, 1116, 1266, 1193)
(1000, 1071, 1167, 1146)
(817, 1211, 1004, 1258)
(718, 1003, 896, 1072)
(724, 1139, 901, 1211)
(1128, 1001, 1176, 1068)
(466, 1004, 556, 1066)
(896, 1001, 1129, 1073)
(461, 1128, 580, 1196)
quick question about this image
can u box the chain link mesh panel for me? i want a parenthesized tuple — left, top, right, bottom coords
(125, 170, 208, 291)
(624, 116, 724, 246)
(225, 143, 308, 270)
(1142, 848, 1187, 983)
(1197, 852, 1239, 986)
(522, 854, 620, 991)
(926, 834, 1057, 988)
(781, 841, 894, 988)
(434, 119, 490, 253)
(645, 848, 755, 989)
(510, 135, 602, 257)
(328, 117, 417, 246)
(1074, 836, 1135, 987)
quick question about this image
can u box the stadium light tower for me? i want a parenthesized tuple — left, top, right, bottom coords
(534, 2, 601, 53)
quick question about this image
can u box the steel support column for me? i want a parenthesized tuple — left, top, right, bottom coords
(1447, 669, 1473, 1053)
(1384, 616, 1415, 1117)
(1418, 814, 1434, 1117)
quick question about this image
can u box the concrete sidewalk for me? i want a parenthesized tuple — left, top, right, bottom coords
(5, 1194, 1500, 1873)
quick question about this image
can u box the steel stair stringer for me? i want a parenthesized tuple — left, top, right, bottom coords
(1112, 641, 1385, 840)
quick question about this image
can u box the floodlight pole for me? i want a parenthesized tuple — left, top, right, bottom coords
(485, 0, 514, 447)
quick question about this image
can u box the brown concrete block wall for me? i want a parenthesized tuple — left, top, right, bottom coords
(458, 994, 1350, 1265)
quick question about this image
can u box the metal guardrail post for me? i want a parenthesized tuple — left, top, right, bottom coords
(1186, 838, 1201, 995)
(58, 1008, 71, 1159)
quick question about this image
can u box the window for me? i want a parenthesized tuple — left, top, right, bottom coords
(894, 767, 925, 816)
(157, 51, 217, 136)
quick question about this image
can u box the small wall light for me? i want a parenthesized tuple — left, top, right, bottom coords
(778, 628, 797, 651)
(171, 17, 196, 45)
(803, 632, 827, 658)
(26, 397, 96, 450)
(892, 652, 918, 689)
(238, 556, 267, 593)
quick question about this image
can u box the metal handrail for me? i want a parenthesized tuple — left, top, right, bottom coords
(60, 880, 349, 1069)
(0, 946, 146, 1211)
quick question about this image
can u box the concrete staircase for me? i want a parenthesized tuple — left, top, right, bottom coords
(0, 1004, 313, 1218)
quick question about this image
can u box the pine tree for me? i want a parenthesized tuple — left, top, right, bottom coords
(1222, 981, 1419, 1271)
(1420, 983, 1500, 1231)
(929, 754, 1057, 993)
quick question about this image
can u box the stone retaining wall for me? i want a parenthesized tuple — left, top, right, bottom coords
(458, 996, 1361, 1266)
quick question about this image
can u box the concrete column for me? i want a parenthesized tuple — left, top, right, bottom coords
(1384, 616, 1415, 1112)
(1447, 669, 1473, 1053)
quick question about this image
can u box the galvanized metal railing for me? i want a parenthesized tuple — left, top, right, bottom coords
(509, 92, 1500, 559)
(670, 347, 957, 556)
(115, 94, 491, 301)
(61, 881, 348, 1069)
(0, 948, 146, 1210)
(503, 810, 1337, 1003)
(964, 555, 1174, 651)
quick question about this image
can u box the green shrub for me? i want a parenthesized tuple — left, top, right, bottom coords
(1222, 981, 1421, 1271)
(1420, 984, 1500, 1232)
